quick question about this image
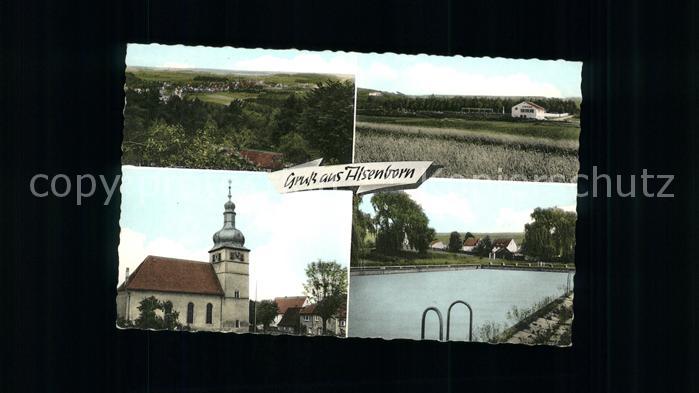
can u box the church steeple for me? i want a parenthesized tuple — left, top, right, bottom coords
(211, 180, 245, 250)
(208, 180, 250, 332)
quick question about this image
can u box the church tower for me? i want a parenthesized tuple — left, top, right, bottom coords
(209, 181, 250, 332)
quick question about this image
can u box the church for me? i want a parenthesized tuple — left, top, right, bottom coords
(116, 183, 250, 332)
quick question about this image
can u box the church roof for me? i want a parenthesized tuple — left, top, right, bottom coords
(274, 296, 307, 315)
(119, 255, 224, 296)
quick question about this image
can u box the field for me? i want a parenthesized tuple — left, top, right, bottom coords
(354, 117, 580, 182)
(185, 91, 261, 105)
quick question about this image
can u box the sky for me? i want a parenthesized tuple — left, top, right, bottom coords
(359, 178, 577, 233)
(118, 166, 352, 300)
(126, 43, 581, 98)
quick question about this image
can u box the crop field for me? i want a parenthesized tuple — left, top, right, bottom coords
(356, 115, 581, 140)
(354, 121, 580, 182)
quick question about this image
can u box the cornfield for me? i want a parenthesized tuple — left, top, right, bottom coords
(354, 123, 579, 182)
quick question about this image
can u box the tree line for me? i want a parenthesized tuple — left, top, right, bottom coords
(358, 91, 580, 116)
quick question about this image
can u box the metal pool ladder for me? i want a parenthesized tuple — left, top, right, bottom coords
(420, 300, 473, 342)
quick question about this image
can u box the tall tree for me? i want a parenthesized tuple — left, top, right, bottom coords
(351, 195, 375, 265)
(134, 296, 182, 330)
(298, 80, 355, 164)
(254, 300, 279, 332)
(371, 192, 435, 255)
(303, 260, 348, 335)
(521, 207, 577, 262)
(448, 231, 462, 253)
(474, 235, 493, 258)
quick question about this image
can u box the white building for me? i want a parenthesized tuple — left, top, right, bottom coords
(429, 240, 447, 250)
(489, 238, 519, 259)
(299, 303, 346, 336)
(462, 237, 480, 252)
(116, 184, 250, 332)
(511, 101, 547, 120)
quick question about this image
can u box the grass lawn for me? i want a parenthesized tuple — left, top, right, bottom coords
(355, 250, 573, 270)
(356, 250, 487, 267)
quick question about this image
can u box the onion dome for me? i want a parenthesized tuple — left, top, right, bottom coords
(211, 180, 245, 249)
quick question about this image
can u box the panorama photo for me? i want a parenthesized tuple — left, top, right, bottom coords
(123, 44, 356, 171)
(349, 178, 576, 345)
(353, 54, 582, 183)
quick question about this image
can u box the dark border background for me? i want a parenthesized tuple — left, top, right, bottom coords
(2, 1, 696, 392)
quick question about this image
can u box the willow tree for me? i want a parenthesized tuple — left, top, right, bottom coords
(370, 191, 435, 255)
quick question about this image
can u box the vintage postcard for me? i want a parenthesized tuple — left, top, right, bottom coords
(117, 44, 579, 345)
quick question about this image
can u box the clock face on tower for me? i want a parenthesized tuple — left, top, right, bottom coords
(231, 251, 244, 261)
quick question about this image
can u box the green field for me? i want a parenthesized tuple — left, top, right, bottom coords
(357, 250, 486, 267)
(127, 67, 350, 85)
(356, 115, 580, 140)
(354, 250, 571, 270)
(354, 120, 579, 182)
(186, 91, 261, 105)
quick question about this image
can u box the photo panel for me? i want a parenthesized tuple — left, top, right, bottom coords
(348, 178, 576, 345)
(353, 54, 582, 183)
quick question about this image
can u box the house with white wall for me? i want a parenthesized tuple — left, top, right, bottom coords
(429, 240, 447, 250)
(489, 238, 519, 259)
(511, 101, 547, 119)
(462, 237, 481, 252)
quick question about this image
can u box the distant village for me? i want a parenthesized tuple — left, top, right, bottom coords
(428, 235, 522, 260)
(125, 78, 316, 103)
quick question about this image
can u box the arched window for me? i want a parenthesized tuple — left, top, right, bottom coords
(186, 302, 194, 324)
(234, 290, 240, 298)
(206, 303, 213, 324)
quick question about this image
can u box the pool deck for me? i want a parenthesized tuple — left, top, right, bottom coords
(350, 263, 575, 276)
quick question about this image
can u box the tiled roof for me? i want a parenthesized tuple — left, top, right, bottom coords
(335, 303, 347, 319)
(119, 255, 224, 296)
(299, 302, 347, 318)
(463, 237, 480, 247)
(274, 296, 307, 315)
(523, 101, 546, 110)
(300, 303, 318, 315)
(492, 238, 514, 248)
(239, 149, 284, 171)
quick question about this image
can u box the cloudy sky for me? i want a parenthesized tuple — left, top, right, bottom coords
(119, 166, 352, 300)
(126, 43, 581, 98)
(359, 178, 577, 233)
